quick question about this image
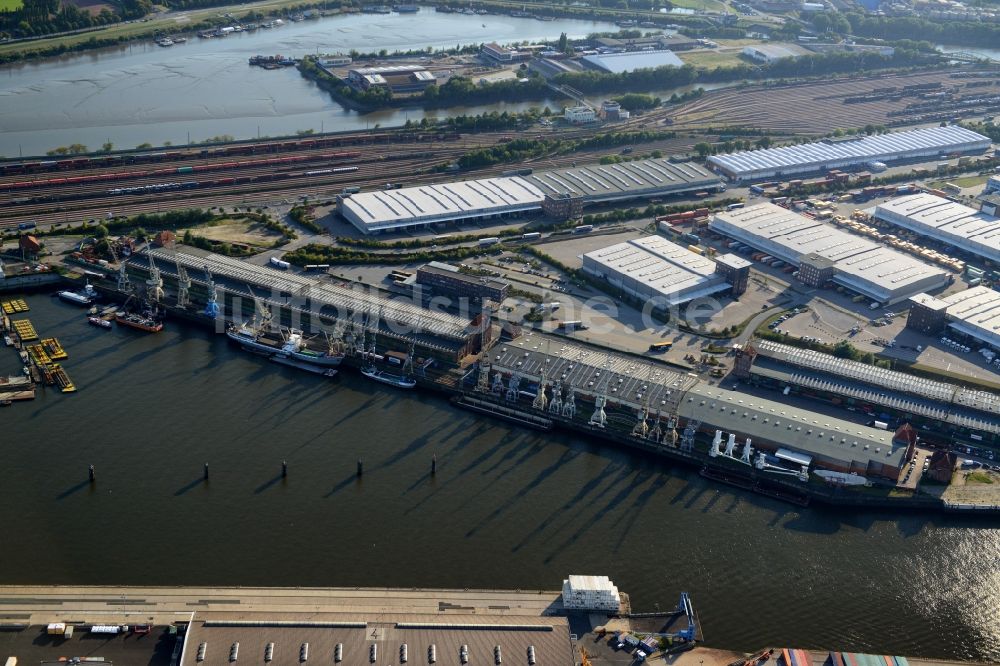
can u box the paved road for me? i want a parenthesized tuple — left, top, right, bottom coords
(0, 586, 565, 624)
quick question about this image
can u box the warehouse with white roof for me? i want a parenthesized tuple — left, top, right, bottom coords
(710, 203, 949, 304)
(872, 192, 1000, 264)
(581, 236, 731, 307)
(581, 49, 684, 73)
(339, 157, 722, 233)
(940, 286, 1000, 350)
(707, 125, 992, 182)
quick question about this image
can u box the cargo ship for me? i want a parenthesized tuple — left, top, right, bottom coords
(227, 322, 344, 367)
(115, 306, 163, 333)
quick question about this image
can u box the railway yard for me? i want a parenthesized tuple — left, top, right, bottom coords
(664, 69, 1000, 134)
(4, 67, 999, 232)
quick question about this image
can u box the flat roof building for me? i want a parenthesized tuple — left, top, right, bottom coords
(416, 261, 510, 303)
(581, 235, 732, 307)
(340, 158, 722, 234)
(678, 382, 910, 479)
(707, 125, 992, 182)
(710, 203, 949, 304)
(581, 49, 684, 73)
(872, 193, 1000, 264)
(741, 43, 810, 63)
(940, 286, 1000, 351)
(746, 338, 1000, 439)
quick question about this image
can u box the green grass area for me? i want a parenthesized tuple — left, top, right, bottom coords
(669, 0, 734, 13)
(966, 471, 995, 485)
(929, 174, 990, 189)
(678, 49, 747, 69)
(0, 0, 24, 10)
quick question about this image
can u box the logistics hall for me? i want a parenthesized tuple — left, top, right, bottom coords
(706, 125, 992, 182)
(580, 235, 733, 307)
(339, 157, 722, 233)
(872, 192, 1000, 264)
(710, 203, 950, 305)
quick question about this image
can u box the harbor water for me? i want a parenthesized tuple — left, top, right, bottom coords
(1, 295, 999, 660)
(0, 10, 620, 158)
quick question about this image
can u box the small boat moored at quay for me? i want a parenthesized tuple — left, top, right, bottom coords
(270, 353, 339, 377)
(88, 316, 112, 329)
(361, 365, 416, 389)
(56, 282, 98, 306)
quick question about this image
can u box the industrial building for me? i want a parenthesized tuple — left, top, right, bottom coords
(713, 252, 751, 296)
(346, 64, 436, 93)
(142, 248, 485, 363)
(564, 106, 598, 123)
(486, 332, 911, 479)
(710, 203, 949, 305)
(416, 261, 510, 303)
(707, 125, 992, 182)
(738, 339, 1000, 443)
(340, 157, 722, 234)
(580, 236, 734, 308)
(741, 43, 810, 63)
(938, 286, 1000, 351)
(581, 49, 684, 73)
(872, 193, 1000, 264)
(677, 382, 912, 479)
(561, 575, 621, 612)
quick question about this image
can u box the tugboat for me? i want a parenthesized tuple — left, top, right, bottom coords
(57, 281, 98, 306)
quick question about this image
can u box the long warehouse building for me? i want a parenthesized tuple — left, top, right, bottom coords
(488, 332, 911, 479)
(710, 203, 950, 305)
(580, 235, 734, 307)
(908, 285, 1000, 351)
(872, 192, 1000, 264)
(707, 125, 992, 182)
(340, 157, 722, 234)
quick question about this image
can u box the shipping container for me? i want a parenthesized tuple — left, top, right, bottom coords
(688, 245, 703, 255)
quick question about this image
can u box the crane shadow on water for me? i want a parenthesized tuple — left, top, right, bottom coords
(56, 479, 94, 500)
(463, 447, 580, 538)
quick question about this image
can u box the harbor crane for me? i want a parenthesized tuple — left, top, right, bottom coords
(174, 254, 191, 309)
(202, 265, 220, 319)
(589, 356, 613, 428)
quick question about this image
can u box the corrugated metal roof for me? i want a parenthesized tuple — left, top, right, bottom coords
(710, 203, 948, 302)
(679, 383, 904, 467)
(708, 125, 991, 178)
(581, 235, 727, 304)
(873, 192, 1000, 263)
(581, 49, 684, 73)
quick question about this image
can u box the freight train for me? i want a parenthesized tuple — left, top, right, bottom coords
(3, 152, 363, 191)
(106, 166, 360, 195)
(0, 132, 461, 176)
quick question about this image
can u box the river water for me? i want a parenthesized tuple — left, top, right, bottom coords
(1, 295, 999, 660)
(0, 10, 623, 158)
